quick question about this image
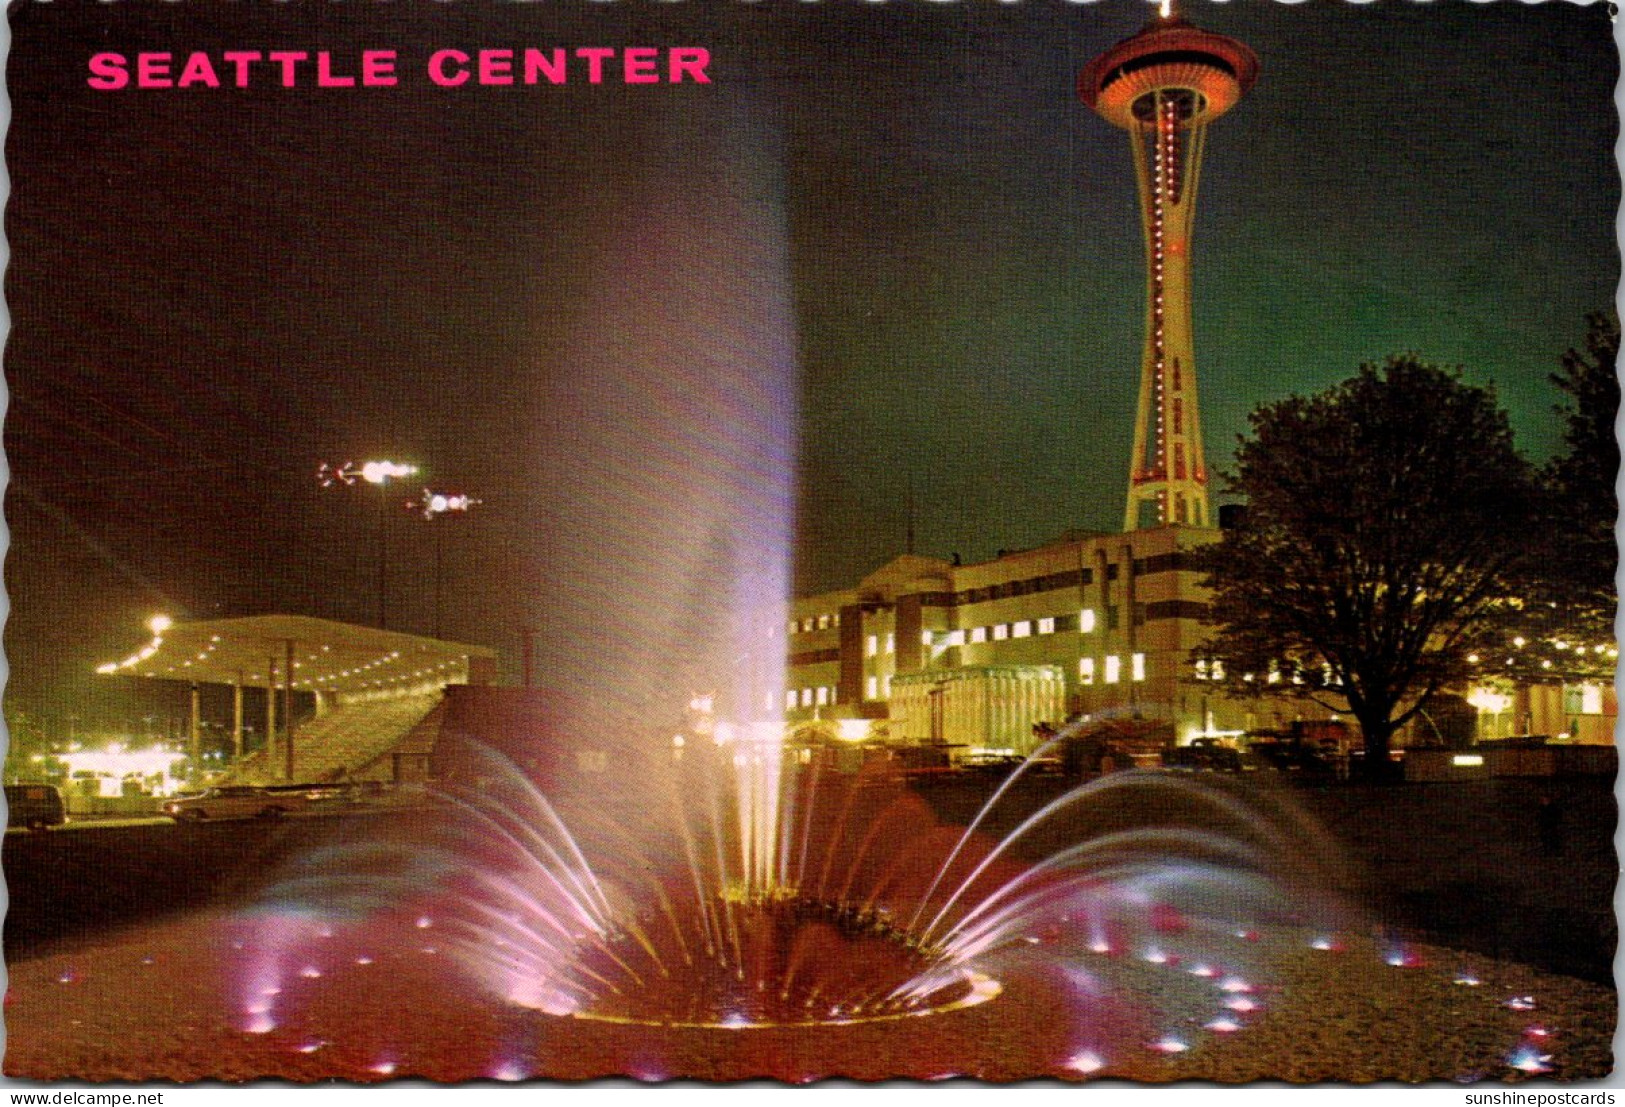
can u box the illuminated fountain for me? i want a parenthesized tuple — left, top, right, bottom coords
(230, 714, 1361, 1080)
(196, 108, 1575, 1083)
(220, 107, 1355, 1071)
(425, 733, 1344, 1033)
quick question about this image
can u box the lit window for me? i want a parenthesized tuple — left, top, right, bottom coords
(969, 627, 988, 644)
(1195, 659, 1209, 681)
(866, 635, 878, 658)
(1038, 617, 1056, 635)
(1213, 660, 1226, 680)
(866, 676, 879, 699)
(946, 629, 965, 647)
(817, 614, 831, 630)
(1080, 609, 1097, 633)
(816, 686, 829, 706)
(789, 621, 799, 636)
(885, 633, 895, 654)
(1012, 621, 1032, 639)
(800, 688, 813, 708)
(1132, 653, 1146, 682)
(993, 624, 1009, 641)
(882, 674, 892, 696)
(922, 630, 933, 646)
(1105, 656, 1121, 684)
(1582, 684, 1604, 714)
(785, 690, 796, 711)
(831, 614, 840, 627)
(1080, 658, 1095, 685)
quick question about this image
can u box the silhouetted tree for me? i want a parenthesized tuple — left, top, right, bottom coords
(1199, 357, 1540, 774)
(1538, 311, 1619, 668)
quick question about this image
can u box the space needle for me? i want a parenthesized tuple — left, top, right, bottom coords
(1079, 3, 1258, 530)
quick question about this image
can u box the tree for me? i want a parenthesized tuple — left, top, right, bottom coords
(1199, 357, 1540, 773)
(1537, 311, 1619, 668)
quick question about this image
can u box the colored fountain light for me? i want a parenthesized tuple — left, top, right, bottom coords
(238, 733, 1344, 1056)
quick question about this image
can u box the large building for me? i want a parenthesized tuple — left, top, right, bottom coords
(784, 524, 1256, 755)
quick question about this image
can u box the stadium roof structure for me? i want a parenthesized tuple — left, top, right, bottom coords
(95, 615, 496, 695)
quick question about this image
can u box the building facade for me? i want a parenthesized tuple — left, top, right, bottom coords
(783, 526, 1616, 758)
(784, 525, 1269, 756)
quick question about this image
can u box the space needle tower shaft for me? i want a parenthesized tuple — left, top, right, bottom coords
(1080, 10, 1258, 530)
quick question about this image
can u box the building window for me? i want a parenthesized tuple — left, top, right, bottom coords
(1568, 683, 1605, 715)
(866, 676, 879, 699)
(921, 630, 933, 646)
(866, 635, 878, 658)
(882, 674, 892, 697)
(885, 633, 895, 655)
(1132, 653, 1146, 682)
(816, 686, 829, 706)
(1080, 658, 1095, 685)
(970, 626, 988, 644)
(800, 688, 813, 708)
(817, 614, 831, 630)
(1107, 606, 1119, 631)
(992, 624, 1009, 641)
(1012, 621, 1032, 639)
(1194, 659, 1209, 681)
(785, 690, 797, 711)
(945, 629, 965, 647)
(1105, 656, 1121, 684)
(1037, 617, 1056, 635)
(1080, 609, 1097, 633)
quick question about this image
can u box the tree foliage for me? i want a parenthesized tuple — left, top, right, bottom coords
(1538, 311, 1619, 660)
(1199, 357, 1540, 765)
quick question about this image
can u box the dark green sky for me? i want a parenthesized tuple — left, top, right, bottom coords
(4, 0, 1618, 728)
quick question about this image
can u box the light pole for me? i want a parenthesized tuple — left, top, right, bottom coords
(318, 459, 420, 630)
(414, 488, 481, 640)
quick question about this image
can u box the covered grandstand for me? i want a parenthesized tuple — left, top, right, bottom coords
(96, 615, 497, 784)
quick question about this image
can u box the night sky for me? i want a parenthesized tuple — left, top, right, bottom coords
(4, 0, 1618, 734)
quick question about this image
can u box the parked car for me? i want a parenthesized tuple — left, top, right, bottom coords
(6, 784, 67, 830)
(162, 785, 305, 822)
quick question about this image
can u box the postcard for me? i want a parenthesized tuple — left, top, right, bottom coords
(2, 0, 1617, 1085)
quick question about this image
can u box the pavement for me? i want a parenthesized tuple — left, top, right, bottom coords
(2, 908, 1613, 1083)
(3, 774, 1614, 1083)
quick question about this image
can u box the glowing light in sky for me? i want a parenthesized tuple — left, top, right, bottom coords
(415, 488, 481, 519)
(317, 460, 419, 487)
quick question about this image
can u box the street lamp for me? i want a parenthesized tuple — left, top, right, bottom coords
(414, 487, 481, 639)
(318, 458, 421, 629)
